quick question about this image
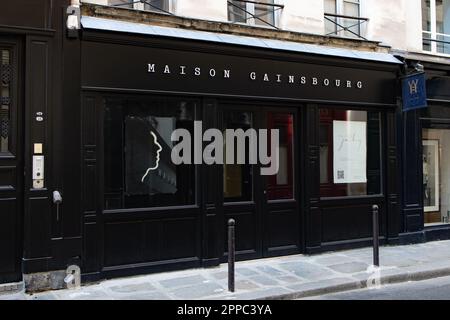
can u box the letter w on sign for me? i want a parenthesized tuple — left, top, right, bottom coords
(408, 79, 419, 94)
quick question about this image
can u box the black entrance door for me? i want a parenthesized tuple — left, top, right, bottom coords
(221, 104, 300, 260)
(0, 38, 23, 283)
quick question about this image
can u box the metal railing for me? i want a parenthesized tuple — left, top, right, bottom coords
(227, 0, 284, 29)
(422, 31, 450, 55)
(81, 0, 174, 16)
(324, 13, 368, 40)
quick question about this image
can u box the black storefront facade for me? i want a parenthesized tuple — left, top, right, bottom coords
(399, 60, 450, 243)
(1, 1, 404, 289)
(77, 17, 402, 281)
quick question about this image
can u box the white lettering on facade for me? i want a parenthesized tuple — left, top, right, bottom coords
(146, 64, 366, 91)
(164, 65, 171, 74)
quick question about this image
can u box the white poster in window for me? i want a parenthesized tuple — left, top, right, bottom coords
(333, 120, 367, 184)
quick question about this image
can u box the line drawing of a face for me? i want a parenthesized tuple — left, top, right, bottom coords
(141, 131, 163, 183)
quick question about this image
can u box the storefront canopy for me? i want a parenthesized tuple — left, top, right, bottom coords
(81, 16, 402, 65)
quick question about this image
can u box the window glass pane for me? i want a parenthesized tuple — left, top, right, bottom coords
(324, 0, 337, 13)
(436, 0, 444, 33)
(108, 0, 133, 8)
(319, 109, 381, 198)
(228, 0, 247, 23)
(104, 97, 197, 210)
(267, 113, 294, 200)
(144, 0, 169, 12)
(255, 0, 275, 26)
(223, 112, 253, 202)
(324, 0, 337, 35)
(423, 128, 450, 225)
(1, 49, 11, 153)
(343, 1, 360, 37)
(422, 0, 431, 32)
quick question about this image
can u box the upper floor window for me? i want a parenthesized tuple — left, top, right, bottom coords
(227, 0, 282, 29)
(324, 0, 367, 39)
(106, 0, 172, 14)
(422, 0, 450, 54)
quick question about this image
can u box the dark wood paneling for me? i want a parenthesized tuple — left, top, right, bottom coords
(0, 199, 17, 274)
(0, 166, 16, 191)
(305, 105, 321, 250)
(265, 207, 299, 252)
(104, 217, 200, 267)
(321, 203, 385, 242)
(25, 197, 51, 259)
(0, 0, 53, 30)
(386, 110, 400, 241)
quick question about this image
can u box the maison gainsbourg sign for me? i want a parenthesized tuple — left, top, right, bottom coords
(83, 44, 396, 104)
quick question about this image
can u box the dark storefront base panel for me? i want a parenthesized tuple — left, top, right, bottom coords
(399, 226, 450, 245)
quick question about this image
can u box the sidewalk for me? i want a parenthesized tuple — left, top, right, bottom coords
(3, 240, 450, 300)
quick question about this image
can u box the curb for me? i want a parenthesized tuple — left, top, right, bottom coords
(0, 282, 24, 295)
(258, 266, 450, 300)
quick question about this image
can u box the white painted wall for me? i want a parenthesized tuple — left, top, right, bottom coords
(279, 0, 324, 35)
(362, 0, 423, 52)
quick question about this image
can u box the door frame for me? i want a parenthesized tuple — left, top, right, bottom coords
(0, 35, 24, 284)
(218, 100, 303, 261)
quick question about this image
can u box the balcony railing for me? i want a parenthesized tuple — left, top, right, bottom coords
(423, 31, 450, 55)
(324, 13, 368, 40)
(227, 0, 284, 29)
(81, 0, 174, 16)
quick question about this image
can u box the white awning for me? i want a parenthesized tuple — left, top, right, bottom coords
(81, 16, 402, 65)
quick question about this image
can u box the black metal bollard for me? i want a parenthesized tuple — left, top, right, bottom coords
(228, 218, 235, 293)
(372, 205, 379, 267)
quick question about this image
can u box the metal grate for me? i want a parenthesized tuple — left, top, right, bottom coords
(324, 13, 368, 40)
(1, 48, 11, 144)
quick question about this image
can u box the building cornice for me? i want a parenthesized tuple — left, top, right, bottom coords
(81, 3, 390, 54)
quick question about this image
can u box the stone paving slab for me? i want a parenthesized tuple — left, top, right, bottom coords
(3, 240, 450, 300)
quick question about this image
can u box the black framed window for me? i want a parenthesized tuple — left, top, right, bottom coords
(319, 108, 382, 198)
(0, 48, 11, 154)
(104, 96, 197, 210)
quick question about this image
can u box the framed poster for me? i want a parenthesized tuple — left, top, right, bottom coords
(333, 120, 367, 184)
(423, 139, 440, 213)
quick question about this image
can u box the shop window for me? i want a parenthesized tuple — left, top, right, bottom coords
(228, 0, 281, 28)
(324, 0, 367, 39)
(103, 97, 197, 210)
(267, 113, 294, 200)
(422, 0, 450, 54)
(106, 0, 172, 13)
(223, 112, 254, 202)
(319, 109, 382, 198)
(423, 128, 450, 225)
(0, 48, 11, 154)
